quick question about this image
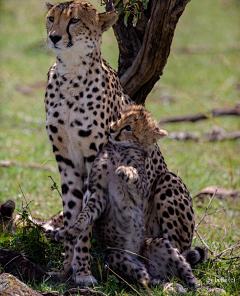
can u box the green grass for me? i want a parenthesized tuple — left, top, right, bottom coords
(0, 0, 240, 294)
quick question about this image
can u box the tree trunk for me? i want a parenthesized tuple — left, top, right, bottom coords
(108, 0, 189, 104)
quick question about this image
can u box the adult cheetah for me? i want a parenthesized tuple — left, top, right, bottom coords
(45, 1, 198, 285)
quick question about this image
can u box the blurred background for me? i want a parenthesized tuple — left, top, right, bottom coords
(0, 0, 239, 242)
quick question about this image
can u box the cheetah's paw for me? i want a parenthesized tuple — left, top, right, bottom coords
(67, 223, 86, 238)
(75, 275, 98, 286)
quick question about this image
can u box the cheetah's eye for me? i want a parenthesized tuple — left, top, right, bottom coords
(70, 18, 80, 24)
(123, 125, 132, 132)
(48, 16, 54, 23)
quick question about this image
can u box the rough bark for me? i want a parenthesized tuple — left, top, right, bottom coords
(109, 0, 189, 104)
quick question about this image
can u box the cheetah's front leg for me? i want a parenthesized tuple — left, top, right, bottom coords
(56, 166, 85, 275)
(67, 191, 107, 285)
(71, 224, 98, 286)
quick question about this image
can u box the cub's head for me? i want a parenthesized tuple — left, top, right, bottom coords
(45, 1, 117, 54)
(0, 200, 15, 232)
(109, 105, 167, 150)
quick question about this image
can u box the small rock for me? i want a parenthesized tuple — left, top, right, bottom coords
(205, 288, 227, 295)
(163, 282, 186, 294)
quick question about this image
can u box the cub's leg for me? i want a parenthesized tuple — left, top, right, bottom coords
(68, 191, 107, 237)
(145, 238, 199, 289)
(145, 172, 195, 253)
(105, 250, 154, 286)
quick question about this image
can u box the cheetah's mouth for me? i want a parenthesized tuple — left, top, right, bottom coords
(53, 45, 61, 50)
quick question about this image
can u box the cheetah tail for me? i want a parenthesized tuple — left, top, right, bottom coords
(182, 247, 208, 267)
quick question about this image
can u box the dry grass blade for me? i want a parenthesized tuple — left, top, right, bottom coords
(0, 160, 56, 172)
(195, 229, 214, 255)
(105, 265, 145, 296)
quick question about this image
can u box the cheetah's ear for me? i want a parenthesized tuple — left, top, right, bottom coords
(46, 2, 53, 11)
(98, 11, 118, 32)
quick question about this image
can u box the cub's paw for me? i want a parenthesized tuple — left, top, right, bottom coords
(44, 228, 58, 239)
(67, 222, 86, 238)
(54, 227, 66, 242)
(116, 166, 139, 183)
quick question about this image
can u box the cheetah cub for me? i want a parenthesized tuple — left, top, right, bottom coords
(66, 105, 199, 288)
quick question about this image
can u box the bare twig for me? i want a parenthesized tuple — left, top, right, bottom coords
(195, 187, 218, 229)
(4, 255, 21, 268)
(212, 241, 240, 261)
(48, 176, 62, 197)
(195, 229, 214, 255)
(105, 264, 143, 296)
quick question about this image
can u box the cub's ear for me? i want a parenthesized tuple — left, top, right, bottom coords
(98, 11, 118, 32)
(154, 127, 168, 142)
(46, 2, 54, 10)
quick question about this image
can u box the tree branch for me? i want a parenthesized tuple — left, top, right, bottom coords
(111, 0, 189, 104)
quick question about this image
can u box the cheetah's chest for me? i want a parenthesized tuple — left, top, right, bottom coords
(46, 96, 107, 163)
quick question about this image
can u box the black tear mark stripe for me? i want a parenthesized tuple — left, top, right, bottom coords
(66, 20, 72, 46)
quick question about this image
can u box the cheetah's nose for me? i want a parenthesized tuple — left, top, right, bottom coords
(49, 35, 62, 44)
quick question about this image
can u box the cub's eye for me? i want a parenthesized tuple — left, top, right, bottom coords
(70, 18, 80, 24)
(48, 16, 54, 23)
(124, 125, 132, 132)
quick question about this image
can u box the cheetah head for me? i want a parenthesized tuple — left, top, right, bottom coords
(109, 105, 167, 150)
(45, 1, 118, 54)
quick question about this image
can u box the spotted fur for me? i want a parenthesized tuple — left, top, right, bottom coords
(45, 1, 196, 285)
(65, 106, 199, 288)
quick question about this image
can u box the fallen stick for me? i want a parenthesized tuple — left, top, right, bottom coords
(0, 160, 56, 172)
(174, 43, 240, 55)
(160, 106, 240, 124)
(167, 131, 240, 142)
